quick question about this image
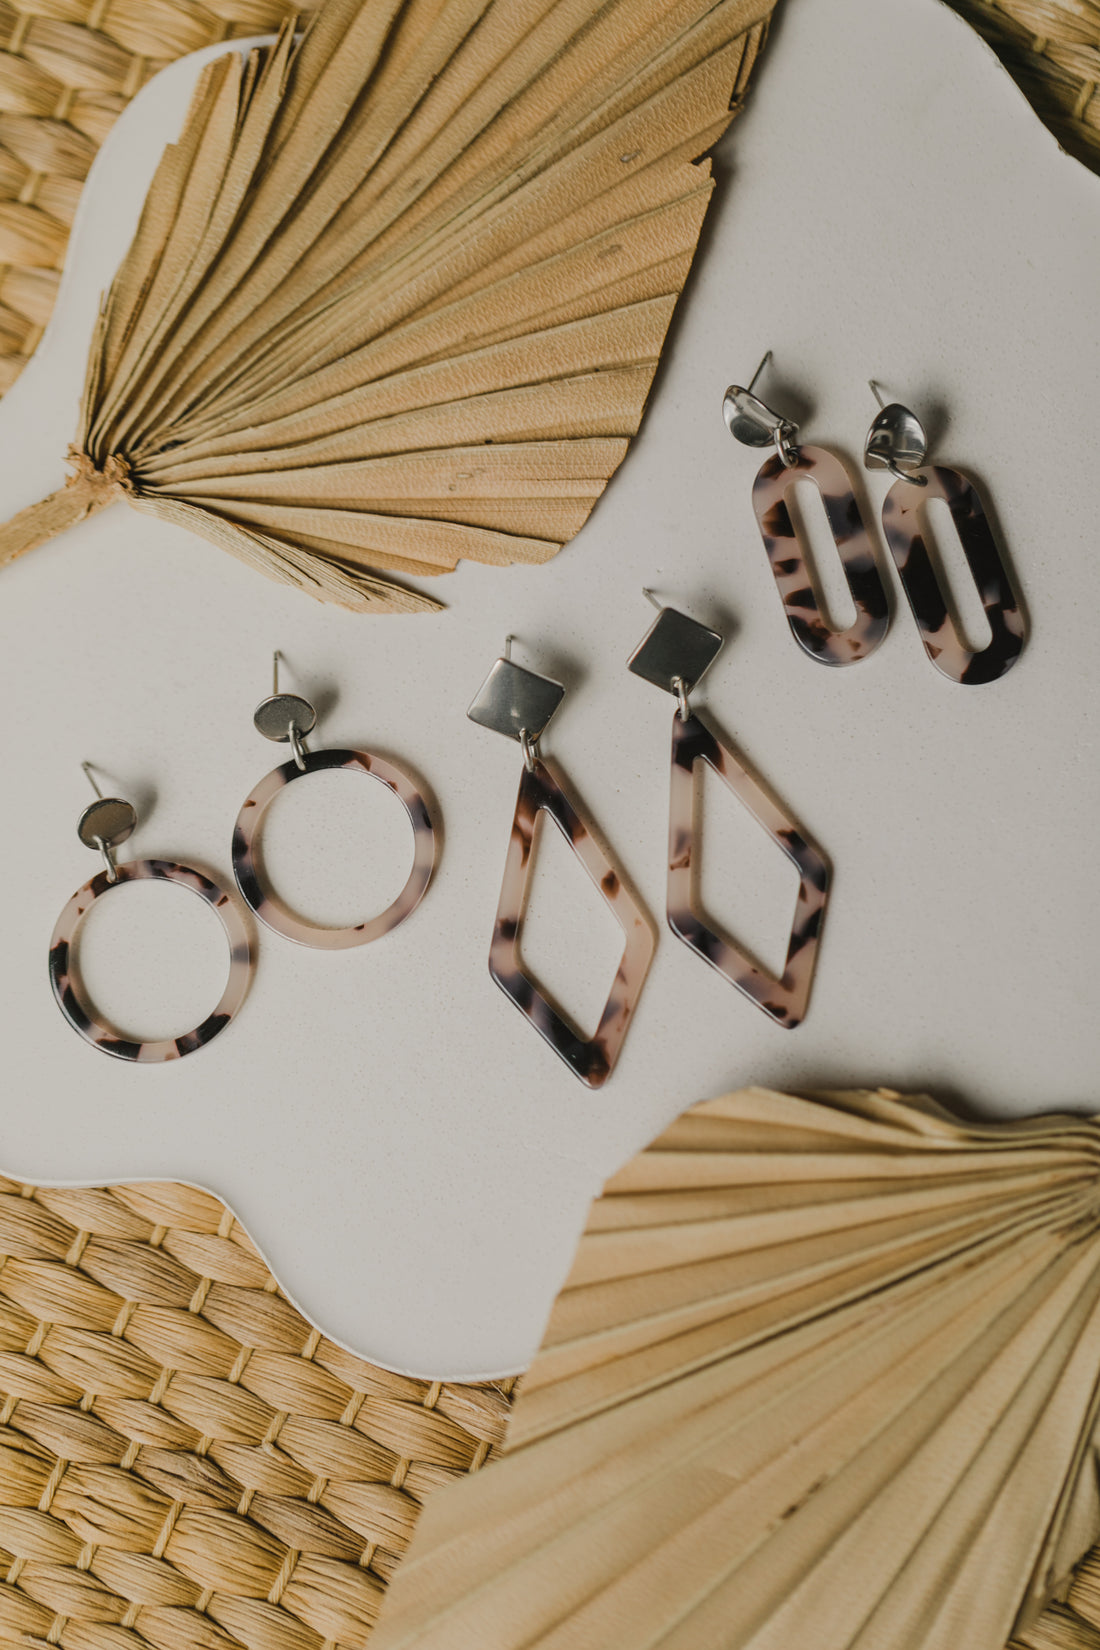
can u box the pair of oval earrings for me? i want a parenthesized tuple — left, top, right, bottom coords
(49, 655, 437, 1063)
(724, 354, 1027, 685)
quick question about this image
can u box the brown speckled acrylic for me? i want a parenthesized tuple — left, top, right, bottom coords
(232, 747, 436, 949)
(752, 444, 889, 665)
(490, 756, 654, 1089)
(668, 712, 829, 1028)
(880, 464, 1025, 684)
(49, 859, 253, 1062)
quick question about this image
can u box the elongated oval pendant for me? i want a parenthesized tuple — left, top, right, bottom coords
(881, 465, 1025, 684)
(752, 445, 889, 665)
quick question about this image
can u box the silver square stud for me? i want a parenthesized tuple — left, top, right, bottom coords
(467, 656, 565, 743)
(627, 607, 723, 696)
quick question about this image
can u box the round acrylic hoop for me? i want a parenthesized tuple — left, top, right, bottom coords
(231, 747, 437, 949)
(49, 859, 253, 1062)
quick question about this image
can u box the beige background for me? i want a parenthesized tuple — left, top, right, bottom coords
(0, 0, 1097, 1378)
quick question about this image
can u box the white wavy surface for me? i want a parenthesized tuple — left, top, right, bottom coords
(0, 0, 1097, 1379)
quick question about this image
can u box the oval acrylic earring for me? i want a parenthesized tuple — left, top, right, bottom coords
(864, 383, 1026, 685)
(50, 765, 253, 1061)
(724, 351, 889, 666)
(231, 654, 437, 948)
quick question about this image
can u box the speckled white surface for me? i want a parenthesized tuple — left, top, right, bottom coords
(1, 0, 1097, 1378)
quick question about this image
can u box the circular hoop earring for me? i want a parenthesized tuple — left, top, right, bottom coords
(50, 768, 253, 1062)
(231, 654, 437, 950)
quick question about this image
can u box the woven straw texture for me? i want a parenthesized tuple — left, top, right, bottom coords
(0, 1162, 1099, 1649)
(0, 1171, 514, 1650)
(948, 0, 1100, 170)
(0, 0, 313, 396)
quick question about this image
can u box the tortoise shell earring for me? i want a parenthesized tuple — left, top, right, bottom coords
(628, 597, 830, 1028)
(724, 352, 889, 666)
(864, 383, 1026, 684)
(50, 765, 253, 1062)
(232, 653, 437, 949)
(468, 642, 655, 1090)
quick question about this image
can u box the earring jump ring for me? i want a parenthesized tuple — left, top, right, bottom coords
(232, 747, 437, 950)
(775, 426, 799, 469)
(885, 457, 928, 487)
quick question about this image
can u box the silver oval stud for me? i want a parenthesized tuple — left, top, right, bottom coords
(865, 384, 929, 485)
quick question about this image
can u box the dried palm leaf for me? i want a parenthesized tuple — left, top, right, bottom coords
(0, 0, 774, 613)
(370, 1086, 1100, 1650)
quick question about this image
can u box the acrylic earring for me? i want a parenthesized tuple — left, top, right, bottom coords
(628, 596, 829, 1027)
(50, 765, 253, 1061)
(468, 642, 655, 1089)
(232, 653, 437, 948)
(864, 382, 1026, 684)
(724, 351, 889, 665)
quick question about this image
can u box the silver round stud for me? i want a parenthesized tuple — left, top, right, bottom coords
(77, 797, 137, 851)
(253, 693, 318, 744)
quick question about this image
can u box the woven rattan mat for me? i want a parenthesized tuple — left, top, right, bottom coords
(0, 1165, 1097, 1650)
(0, 1173, 514, 1650)
(950, 0, 1100, 171)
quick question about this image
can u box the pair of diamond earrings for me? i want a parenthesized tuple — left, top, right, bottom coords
(50, 655, 437, 1062)
(468, 598, 830, 1090)
(724, 355, 1027, 684)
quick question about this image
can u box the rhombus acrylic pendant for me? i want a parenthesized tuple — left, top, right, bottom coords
(491, 756, 655, 1087)
(630, 598, 830, 1027)
(469, 649, 655, 1089)
(668, 711, 829, 1026)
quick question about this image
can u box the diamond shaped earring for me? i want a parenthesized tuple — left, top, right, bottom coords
(628, 596, 830, 1028)
(468, 641, 655, 1089)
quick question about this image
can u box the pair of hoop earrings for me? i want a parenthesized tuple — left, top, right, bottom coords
(468, 602, 829, 1090)
(50, 657, 437, 1062)
(724, 354, 1027, 684)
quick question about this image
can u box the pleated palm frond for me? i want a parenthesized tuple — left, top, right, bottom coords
(0, 0, 774, 613)
(369, 1086, 1100, 1650)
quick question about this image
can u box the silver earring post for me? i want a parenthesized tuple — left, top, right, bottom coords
(77, 763, 137, 884)
(722, 353, 799, 468)
(747, 349, 772, 394)
(628, 593, 723, 719)
(253, 651, 317, 770)
(468, 640, 565, 767)
(864, 382, 929, 487)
